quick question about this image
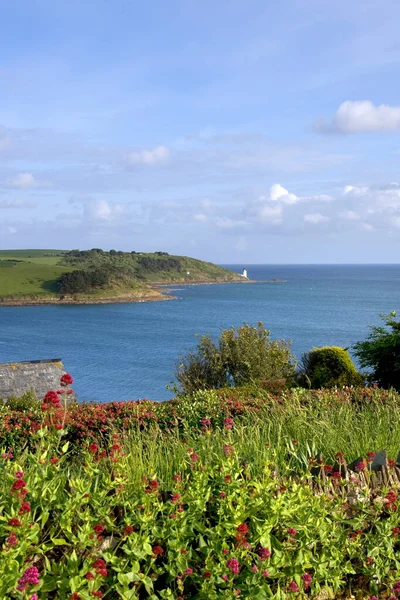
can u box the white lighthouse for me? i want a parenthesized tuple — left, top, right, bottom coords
(241, 268, 248, 279)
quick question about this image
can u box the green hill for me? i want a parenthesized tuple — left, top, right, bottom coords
(0, 249, 244, 305)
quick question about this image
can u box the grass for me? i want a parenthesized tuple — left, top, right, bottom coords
(2, 386, 400, 598)
(0, 261, 74, 298)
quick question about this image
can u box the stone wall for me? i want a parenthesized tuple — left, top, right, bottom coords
(0, 359, 65, 401)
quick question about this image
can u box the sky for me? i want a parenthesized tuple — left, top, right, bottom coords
(1, 0, 400, 263)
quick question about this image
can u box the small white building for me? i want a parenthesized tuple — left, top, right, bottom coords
(241, 268, 248, 279)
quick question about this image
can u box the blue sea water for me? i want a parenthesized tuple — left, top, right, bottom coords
(0, 264, 399, 402)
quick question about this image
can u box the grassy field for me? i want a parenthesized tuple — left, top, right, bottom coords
(0, 249, 242, 302)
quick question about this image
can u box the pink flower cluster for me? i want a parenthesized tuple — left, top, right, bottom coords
(17, 566, 40, 591)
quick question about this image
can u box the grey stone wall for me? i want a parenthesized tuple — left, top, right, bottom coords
(0, 359, 65, 401)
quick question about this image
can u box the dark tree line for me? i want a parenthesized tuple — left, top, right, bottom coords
(57, 269, 110, 294)
(136, 256, 181, 272)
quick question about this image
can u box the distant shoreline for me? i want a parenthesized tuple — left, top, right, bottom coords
(0, 278, 288, 307)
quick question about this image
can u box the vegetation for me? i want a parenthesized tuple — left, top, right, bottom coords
(298, 346, 364, 389)
(354, 312, 400, 391)
(2, 378, 400, 598)
(0, 249, 242, 303)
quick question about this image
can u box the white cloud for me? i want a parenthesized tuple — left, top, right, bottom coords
(343, 185, 369, 196)
(259, 204, 283, 224)
(304, 213, 330, 224)
(84, 199, 125, 223)
(127, 145, 170, 166)
(315, 101, 400, 134)
(269, 183, 298, 204)
(193, 213, 208, 223)
(339, 210, 360, 220)
(0, 199, 37, 209)
(4, 172, 49, 189)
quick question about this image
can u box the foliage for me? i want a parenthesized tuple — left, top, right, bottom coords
(57, 269, 110, 295)
(2, 379, 400, 598)
(298, 346, 364, 389)
(354, 312, 400, 390)
(175, 322, 296, 394)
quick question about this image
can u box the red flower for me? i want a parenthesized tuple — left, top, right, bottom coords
(7, 532, 18, 547)
(88, 443, 98, 454)
(288, 581, 300, 592)
(93, 525, 105, 535)
(173, 474, 182, 482)
(70, 594, 81, 600)
(190, 453, 199, 463)
(203, 571, 212, 578)
(224, 417, 234, 429)
(258, 547, 271, 561)
(223, 445, 234, 456)
(171, 493, 181, 503)
(85, 572, 95, 580)
(50, 457, 59, 464)
(355, 461, 366, 472)
(148, 479, 159, 492)
(152, 545, 163, 555)
(61, 373, 74, 385)
(184, 568, 193, 575)
(226, 558, 240, 574)
(236, 524, 248, 534)
(19, 501, 31, 515)
(8, 518, 21, 527)
(15, 471, 24, 479)
(92, 592, 103, 598)
(287, 528, 297, 536)
(302, 573, 312, 590)
(123, 525, 134, 536)
(12, 479, 26, 490)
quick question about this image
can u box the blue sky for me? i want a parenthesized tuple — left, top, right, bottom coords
(1, 0, 400, 262)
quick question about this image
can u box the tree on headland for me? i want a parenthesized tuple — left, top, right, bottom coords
(354, 312, 400, 390)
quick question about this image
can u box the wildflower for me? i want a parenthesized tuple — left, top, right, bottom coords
(223, 445, 234, 456)
(152, 545, 163, 555)
(173, 474, 182, 482)
(224, 417, 234, 429)
(302, 573, 312, 590)
(171, 493, 181, 503)
(323, 464, 333, 473)
(12, 479, 26, 491)
(19, 501, 31, 515)
(8, 518, 21, 527)
(336, 451, 345, 463)
(369, 597, 378, 600)
(7, 532, 18, 547)
(177, 507, 184, 513)
(222, 548, 229, 555)
(180, 548, 187, 554)
(367, 451, 375, 462)
(15, 471, 24, 479)
(50, 457, 59, 464)
(29, 595, 39, 600)
(70, 592, 81, 599)
(203, 571, 212, 578)
(184, 568, 193, 575)
(85, 572, 95, 580)
(123, 525, 134, 536)
(222, 574, 228, 581)
(92, 593, 103, 598)
(226, 558, 240, 574)
(258, 547, 271, 560)
(288, 581, 300, 592)
(251, 566, 258, 572)
(92, 558, 107, 577)
(88, 443, 98, 454)
(93, 525, 105, 535)
(170, 513, 177, 519)
(190, 453, 199, 463)
(61, 373, 74, 385)
(148, 479, 159, 492)
(234, 590, 241, 596)
(201, 418, 211, 426)
(220, 491, 226, 498)
(237, 524, 248, 535)
(262, 570, 270, 577)
(354, 461, 366, 472)
(224, 475, 232, 483)
(331, 472, 342, 480)
(366, 557, 374, 565)
(17, 566, 40, 591)
(287, 528, 297, 537)
(392, 527, 400, 538)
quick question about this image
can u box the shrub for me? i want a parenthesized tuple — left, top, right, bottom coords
(299, 346, 364, 389)
(354, 312, 400, 390)
(175, 322, 296, 394)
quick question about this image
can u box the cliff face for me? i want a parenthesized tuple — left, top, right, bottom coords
(0, 359, 65, 401)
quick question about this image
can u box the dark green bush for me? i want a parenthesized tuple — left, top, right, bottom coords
(354, 312, 400, 390)
(299, 346, 364, 389)
(175, 322, 296, 395)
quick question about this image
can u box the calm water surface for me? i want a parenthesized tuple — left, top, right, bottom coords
(1, 265, 399, 402)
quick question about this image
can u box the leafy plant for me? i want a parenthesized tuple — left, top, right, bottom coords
(175, 322, 296, 394)
(354, 312, 400, 390)
(298, 346, 364, 389)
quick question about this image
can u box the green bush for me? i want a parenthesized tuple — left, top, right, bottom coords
(175, 322, 296, 394)
(354, 312, 400, 390)
(299, 346, 364, 389)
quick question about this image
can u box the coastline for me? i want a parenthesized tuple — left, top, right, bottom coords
(0, 278, 287, 307)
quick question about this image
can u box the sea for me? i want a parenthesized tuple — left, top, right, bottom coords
(1, 264, 399, 402)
